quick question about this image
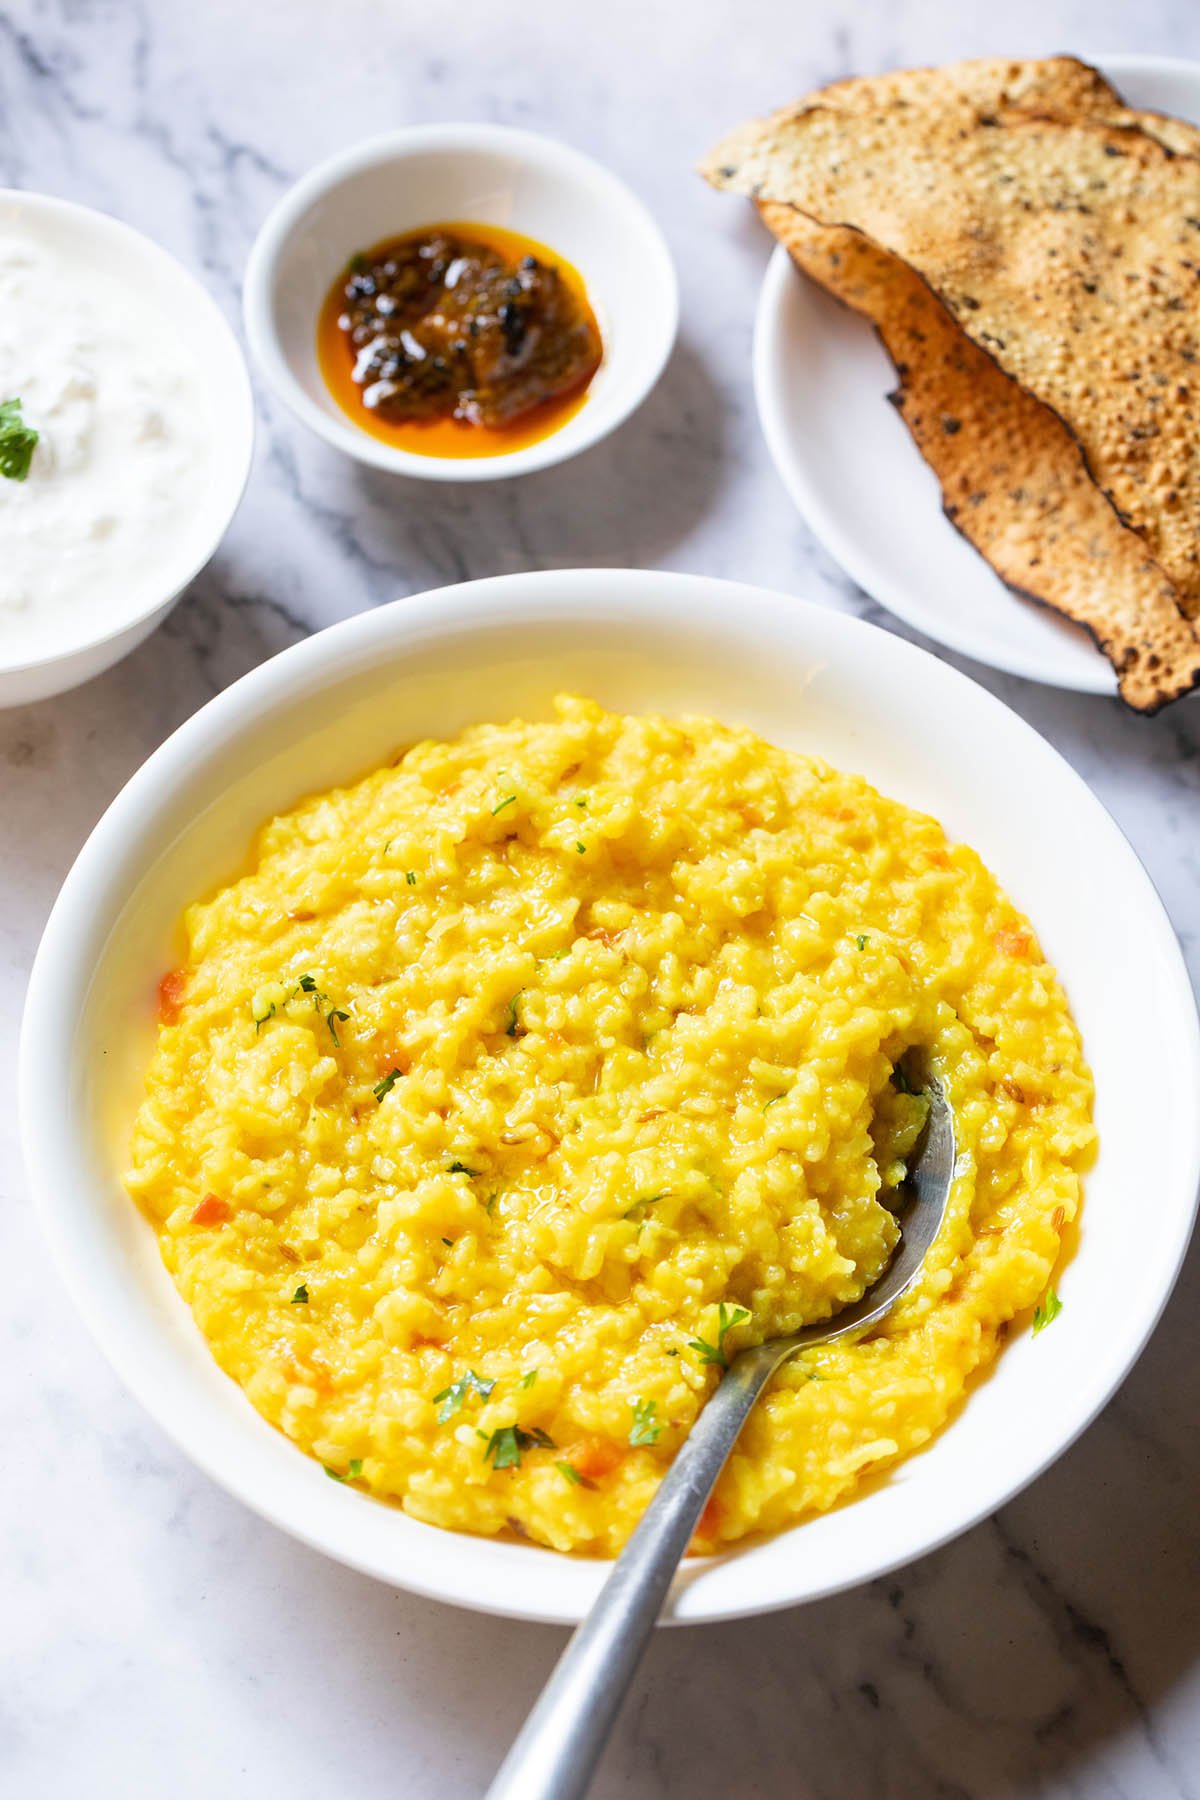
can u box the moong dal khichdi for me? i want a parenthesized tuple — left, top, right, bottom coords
(127, 696, 1094, 1554)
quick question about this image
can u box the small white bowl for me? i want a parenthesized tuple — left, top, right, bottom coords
(0, 192, 254, 708)
(242, 125, 678, 481)
(20, 570, 1200, 1625)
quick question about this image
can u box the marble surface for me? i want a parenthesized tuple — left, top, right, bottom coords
(3, 1, 1200, 1794)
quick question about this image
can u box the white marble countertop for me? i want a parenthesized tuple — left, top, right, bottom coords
(4, 2, 1200, 1794)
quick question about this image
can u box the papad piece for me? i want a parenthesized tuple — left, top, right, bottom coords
(706, 92, 1200, 620)
(758, 200, 1200, 711)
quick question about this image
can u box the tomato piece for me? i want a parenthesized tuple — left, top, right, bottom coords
(563, 1437, 624, 1483)
(191, 1193, 231, 1226)
(995, 925, 1032, 958)
(157, 967, 187, 1024)
(689, 1494, 724, 1554)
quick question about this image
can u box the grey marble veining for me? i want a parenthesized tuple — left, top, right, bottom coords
(3, 1, 1200, 1795)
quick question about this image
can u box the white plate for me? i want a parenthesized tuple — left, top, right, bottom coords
(20, 570, 1200, 1624)
(753, 54, 1200, 694)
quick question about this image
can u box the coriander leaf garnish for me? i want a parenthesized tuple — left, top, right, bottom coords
(556, 1459, 584, 1485)
(855, 934, 869, 951)
(1032, 1287, 1063, 1336)
(629, 1398, 661, 1447)
(491, 793, 517, 817)
(763, 1093, 788, 1112)
(291, 1284, 309, 1304)
(434, 1368, 496, 1423)
(448, 1160, 478, 1177)
(482, 1424, 556, 1469)
(0, 397, 38, 482)
(441, 1237, 454, 1248)
(520, 1369, 539, 1390)
(575, 841, 586, 854)
(892, 1061, 916, 1095)
(574, 796, 587, 809)
(483, 1426, 523, 1469)
(293, 974, 350, 1044)
(374, 1068, 403, 1101)
(504, 992, 522, 1037)
(324, 1458, 364, 1482)
(405, 870, 417, 885)
(688, 1302, 751, 1370)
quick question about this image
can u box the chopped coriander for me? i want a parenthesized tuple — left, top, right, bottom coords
(374, 1067, 403, 1101)
(253, 1002, 276, 1031)
(405, 870, 417, 885)
(485, 1192, 498, 1217)
(291, 1284, 309, 1304)
(504, 992, 522, 1037)
(448, 1160, 478, 1177)
(855, 934, 869, 951)
(1032, 1287, 1063, 1335)
(665, 1348, 679, 1357)
(491, 793, 517, 817)
(441, 1237, 454, 1248)
(763, 1092, 788, 1111)
(688, 1302, 751, 1370)
(629, 1398, 661, 1447)
(293, 974, 349, 1045)
(482, 1424, 555, 1469)
(556, 1459, 583, 1485)
(0, 397, 38, 482)
(434, 1368, 496, 1423)
(574, 797, 587, 809)
(324, 1458, 363, 1482)
(575, 841, 586, 854)
(520, 1369, 539, 1390)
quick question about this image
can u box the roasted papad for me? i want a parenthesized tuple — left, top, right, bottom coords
(704, 54, 1200, 710)
(760, 202, 1200, 711)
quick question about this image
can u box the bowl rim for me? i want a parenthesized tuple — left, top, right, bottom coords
(0, 188, 255, 679)
(750, 50, 1200, 698)
(20, 568, 1200, 1623)
(241, 122, 679, 483)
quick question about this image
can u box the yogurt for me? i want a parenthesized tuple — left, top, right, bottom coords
(0, 212, 219, 670)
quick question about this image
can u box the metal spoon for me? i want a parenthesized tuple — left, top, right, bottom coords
(486, 1077, 955, 1800)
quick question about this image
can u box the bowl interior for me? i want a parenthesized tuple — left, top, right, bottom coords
(0, 192, 253, 674)
(22, 571, 1200, 1624)
(252, 131, 677, 474)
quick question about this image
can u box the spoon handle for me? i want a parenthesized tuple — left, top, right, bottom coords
(485, 1347, 781, 1800)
